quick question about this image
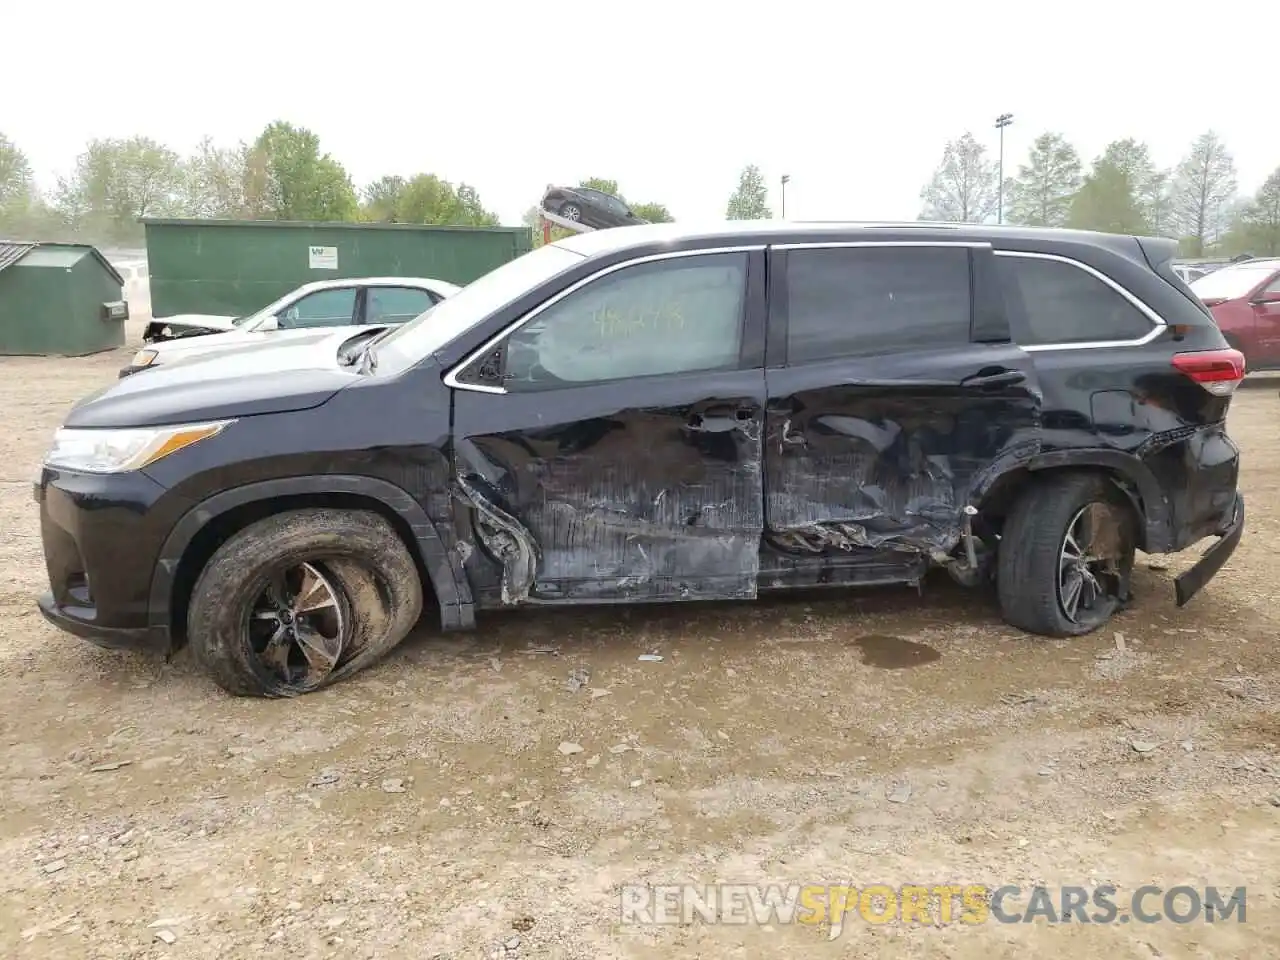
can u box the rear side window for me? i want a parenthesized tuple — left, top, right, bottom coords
(996, 254, 1155, 346)
(784, 247, 972, 363)
(366, 286, 437, 325)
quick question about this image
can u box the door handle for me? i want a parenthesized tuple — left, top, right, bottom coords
(961, 369, 1026, 390)
(685, 406, 754, 433)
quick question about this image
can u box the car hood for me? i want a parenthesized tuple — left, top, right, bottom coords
(148, 313, 239, 333)
(66, 331, 366, 429)
(149, 325, 339, 362)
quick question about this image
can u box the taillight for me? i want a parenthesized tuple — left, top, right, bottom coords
(1171, 348, 1246, 396)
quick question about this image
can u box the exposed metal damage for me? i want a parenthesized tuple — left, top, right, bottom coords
(767, 435, 966, 555)
(449, 393, 1051, 603)
(765, 394, 1042, 570)
(451, 413, 765, 605)
(454, 472, 540, 605)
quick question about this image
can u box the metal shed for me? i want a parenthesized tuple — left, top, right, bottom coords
(0, 241, 127, 356)
(141, 218, 533, 319)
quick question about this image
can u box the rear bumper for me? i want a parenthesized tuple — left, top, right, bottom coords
(1174, 492, 1243, 606)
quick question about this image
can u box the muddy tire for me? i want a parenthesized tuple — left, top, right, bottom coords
(997, 472, 1137, 638)
(188, 509, 423, 697)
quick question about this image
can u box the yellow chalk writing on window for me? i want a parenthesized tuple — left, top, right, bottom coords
(589, 300, 688, 339)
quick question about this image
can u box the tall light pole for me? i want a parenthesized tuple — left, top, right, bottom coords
(995, 113, 1013, 224)
(780, 174, 790, 219)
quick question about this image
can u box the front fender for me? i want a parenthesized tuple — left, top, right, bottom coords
(147, 475, 475, 638)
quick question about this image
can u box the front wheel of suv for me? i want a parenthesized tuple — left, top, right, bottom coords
(997, 472, 1137, 637)
(187, 509, 424, 697)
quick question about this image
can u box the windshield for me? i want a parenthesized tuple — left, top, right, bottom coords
(372, 244, 585, 374)
(1190, 264, 1277, 301)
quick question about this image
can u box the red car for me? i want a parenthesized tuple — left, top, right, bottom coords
(1189, 258, 1280, 370)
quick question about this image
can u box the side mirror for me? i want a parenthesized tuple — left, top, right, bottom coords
(259, 314, 279, 331)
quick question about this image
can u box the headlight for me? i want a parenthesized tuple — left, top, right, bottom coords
(43, 420, 234, 474)
(131, 348, 158, 367)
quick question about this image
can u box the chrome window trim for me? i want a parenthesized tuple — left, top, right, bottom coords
(993, 250, 1167, 351)
(773, 240, 986, 361)
(443, 245, 765, 395)
(772, 240, 991, 250)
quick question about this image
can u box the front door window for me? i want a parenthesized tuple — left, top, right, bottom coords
(278, 288, 358, 329)
(501, 253, 747, 391)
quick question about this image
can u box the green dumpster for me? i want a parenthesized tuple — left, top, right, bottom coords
(0, 242, 127, 356)
(142, 218, 533, 319)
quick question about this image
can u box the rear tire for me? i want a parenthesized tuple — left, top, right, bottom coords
(560, 202, 582, 221)
(188, 509, 423, 697)
(997, 472, 1137, 637)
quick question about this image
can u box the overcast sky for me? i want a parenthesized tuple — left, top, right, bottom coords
(7, 0, 1275, 226)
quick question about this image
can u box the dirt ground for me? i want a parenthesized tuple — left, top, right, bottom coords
(2, 338, 1279, 960)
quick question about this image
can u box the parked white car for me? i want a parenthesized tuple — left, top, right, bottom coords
(123, 276, 460, 377)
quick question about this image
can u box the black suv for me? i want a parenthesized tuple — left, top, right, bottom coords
(35, 223, 1246, 698)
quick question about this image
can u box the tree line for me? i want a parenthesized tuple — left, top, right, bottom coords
(0, 124, 701, 249)
(0, 122, 509, 246)
(0, 118, 776, 249)
(920, 129, 1279, 257)
(4, 119, 1273, 257)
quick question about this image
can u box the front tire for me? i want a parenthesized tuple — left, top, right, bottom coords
(997, 472, 1136, 637)
(188, 509, 423, 697)
(560, 202, 582, 222)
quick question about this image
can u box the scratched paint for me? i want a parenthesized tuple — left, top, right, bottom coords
(453, 404, 764, 606)
(765, 390, 1042, 555)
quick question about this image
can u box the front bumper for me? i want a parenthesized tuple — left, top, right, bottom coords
(1173, 492, 1244, 606)
(37, 591, 169, 652)
(35, 467, 176, 652)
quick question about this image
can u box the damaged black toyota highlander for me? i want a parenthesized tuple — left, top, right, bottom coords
(35, 222, 1246, 697)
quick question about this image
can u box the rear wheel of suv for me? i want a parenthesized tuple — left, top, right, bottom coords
(560, 202, 582, 221)
(997, 472, 1137, 637)
(188, 509, 423, 697)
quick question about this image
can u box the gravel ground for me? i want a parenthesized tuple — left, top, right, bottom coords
(2, 341, 1279, 959)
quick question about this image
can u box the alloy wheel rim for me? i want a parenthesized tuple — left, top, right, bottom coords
(563, 205, 580, 221)
(1057, 503, 1123, 623)
(248, 562, 347, 686)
